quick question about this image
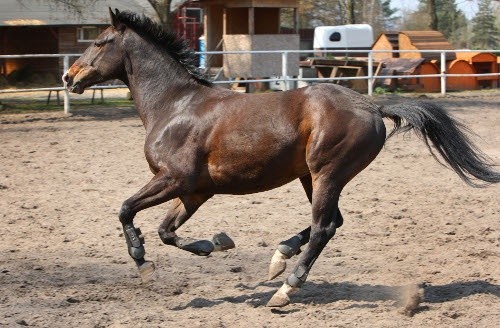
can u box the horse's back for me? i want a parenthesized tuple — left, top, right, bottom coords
(202, 84, 386, 193)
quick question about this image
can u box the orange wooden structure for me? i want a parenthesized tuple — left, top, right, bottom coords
(446, 60, 478, 90)
(456, 52, 498, 88)
(398, 31, 456, 61)
(373, 31, 455, 61)
(372, 31, 447, 92)
(378, 58, 440, 92)
(372, 31, 399, 61)
(415, 61, 441, 92)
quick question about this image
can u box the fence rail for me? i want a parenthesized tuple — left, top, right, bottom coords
(1, 49, 499, 114)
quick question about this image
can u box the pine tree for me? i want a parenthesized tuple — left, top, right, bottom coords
(380, 0, 399, 30)
(471, 0, 500, 49)
(436, 0, 468, 48)
(402, 0, 468, 48)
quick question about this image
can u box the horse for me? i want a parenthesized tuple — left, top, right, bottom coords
(63, 9, 500, 307)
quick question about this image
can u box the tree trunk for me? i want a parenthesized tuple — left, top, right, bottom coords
(348, 0, 355, 24)
(147, 0, 173, 31)
(428, 0, 438, 30)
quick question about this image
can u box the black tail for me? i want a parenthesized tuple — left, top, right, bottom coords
(379, 101, 500, 187)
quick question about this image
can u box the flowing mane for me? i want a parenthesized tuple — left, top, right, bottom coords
(116, 10, 212, 86)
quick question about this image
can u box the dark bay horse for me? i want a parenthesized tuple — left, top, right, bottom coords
(63, 9, 500, 307)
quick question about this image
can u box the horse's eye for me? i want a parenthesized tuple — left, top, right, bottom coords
(94, 41, 102, 48)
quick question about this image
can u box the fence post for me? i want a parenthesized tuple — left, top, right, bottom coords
(63, 55, 70, 114)
(440, 51, 447, 95)
(282, 51, 289, 91)
(368, 51, 374, 96)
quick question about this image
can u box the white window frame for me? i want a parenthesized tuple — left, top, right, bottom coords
(77, 26, 100, 42)
(184, 8, 203, 24)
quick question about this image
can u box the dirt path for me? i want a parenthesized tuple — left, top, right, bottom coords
(1, 91, 499, 327)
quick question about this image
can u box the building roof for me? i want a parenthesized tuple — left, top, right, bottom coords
(197, 0, 298, 8)
(382, 31, 399, 50)
(0, 0, 157, 26)
(400, 30, 455, 61)
(400, 30, 454, 51)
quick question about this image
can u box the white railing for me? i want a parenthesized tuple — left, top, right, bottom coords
(1, 49, 499, 114)
(0, 54, 128, 114)
(202, 49, 500, 96)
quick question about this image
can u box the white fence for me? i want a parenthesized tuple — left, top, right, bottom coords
(1, 49, 499, 114)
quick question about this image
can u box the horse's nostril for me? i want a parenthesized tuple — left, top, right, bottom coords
(62, 73, 69, 83)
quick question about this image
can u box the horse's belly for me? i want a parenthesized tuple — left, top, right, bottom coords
(207, 149, 308, 194)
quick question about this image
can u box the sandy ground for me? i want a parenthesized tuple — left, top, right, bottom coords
(0, 90, 499, 327)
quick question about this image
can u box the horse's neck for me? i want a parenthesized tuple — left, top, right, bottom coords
(124, 40, 201, 130)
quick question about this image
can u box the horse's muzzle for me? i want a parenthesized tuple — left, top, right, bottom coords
(62, 71, 85, 94)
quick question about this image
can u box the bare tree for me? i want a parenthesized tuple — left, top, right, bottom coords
(146, 0, 174, 31)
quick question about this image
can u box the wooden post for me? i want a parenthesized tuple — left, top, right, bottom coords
(248, 7, 255, 35)
(222, 8, 227, 36)
(293, 8, 299, 33)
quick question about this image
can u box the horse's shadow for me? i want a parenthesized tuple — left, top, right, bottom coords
(172, 280, 500, 311)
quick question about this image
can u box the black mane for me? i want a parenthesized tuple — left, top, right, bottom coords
(116, 10, 212, 87)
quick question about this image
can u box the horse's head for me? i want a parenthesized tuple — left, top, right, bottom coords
(63, 9, 127, 94)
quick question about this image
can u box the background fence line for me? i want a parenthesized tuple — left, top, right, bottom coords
(1, 49, 499, 114)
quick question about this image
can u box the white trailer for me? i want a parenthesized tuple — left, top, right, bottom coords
(313, 24, 374, 56)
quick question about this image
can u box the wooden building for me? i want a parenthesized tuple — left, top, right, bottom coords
(456, 52, 498, 88)
(377, 58, 440, 93)
(372, 31, 399, 60)
(0, 0, 156, 84)
(398, 31, 455, 61)
(173, 0, 205, 51)
(372, 30, 455, 61)
(372, 30, 455, 92)
(447, 59, 478, 91)
(198, 0, 300, 78)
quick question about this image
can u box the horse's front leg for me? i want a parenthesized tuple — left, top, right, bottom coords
(119, 170, 184, 282)
(158, 194, 235, 256)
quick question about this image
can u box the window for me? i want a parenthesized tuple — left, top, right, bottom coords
(185, 8, 203, 24)
(77, 26, 100, 42)
(329, 32, 341, 42)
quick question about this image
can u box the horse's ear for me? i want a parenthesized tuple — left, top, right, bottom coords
(109, 7, 125, 32)
(109, 7, 118, 26)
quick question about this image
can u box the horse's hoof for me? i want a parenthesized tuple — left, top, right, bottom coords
(212, 232, 235, 252)
(266, 283, 296, 307)
(267, 291, 291, 307)
(178, 239, 214, 256)
(268, 249, 287, 280)
(138, 261, 156, 283)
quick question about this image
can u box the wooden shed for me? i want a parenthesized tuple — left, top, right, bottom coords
(198, 0, 300, 78)
(446, 60, 478, 91)
(456, 52, 498, 88)
(372, 31, 447, 92)
(372, 31, 399, 61)
(0, 0, 156, 85)
(398, 31, 456, 61)
(378, 58, 440, 93)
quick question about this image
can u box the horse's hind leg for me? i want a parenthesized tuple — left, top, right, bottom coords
(158, 194, 235, 256)
(268, 176, 341, 307)
(268, 174, 344, 280)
